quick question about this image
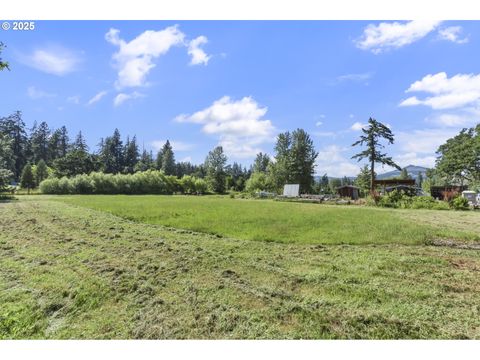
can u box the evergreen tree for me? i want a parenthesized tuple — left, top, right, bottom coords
(123, 135, 139, 173)
(318, 173, 330, 194)
(351, 117, 400, 192)
(155, 148, 163, 170)
(329, 178, 342, 194)
(354, 165, 373, 197)
(253, 152, 270, 173)
(20, 163, 35, 193)
(175, 161, 197, 178)
(0, 111, 29, 180)
(36, 159, 48, 184)
(49, 126, 69, 160)
(205, 146, 227, 193)
(73, 131, 89, 152)
(160, 140, 176, 175)
(100, 129, 124, 173)
(59, 126, 70, 157)
(0, 133, 13, 174)
(134, 149, 155, 172)
(30, 121, 51, 164)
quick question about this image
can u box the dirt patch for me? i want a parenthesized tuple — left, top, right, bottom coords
(448, 258, 480, 272)
(430, 239, 480, 250)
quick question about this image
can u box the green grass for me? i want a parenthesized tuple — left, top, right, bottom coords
(1, 197, 480, 339)
(56, 195, 480, 245)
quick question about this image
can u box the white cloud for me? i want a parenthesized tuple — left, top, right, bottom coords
(396, 128, 458, 154)
(27, 86, 56, 99)
(425, 113, 474, 127)
(180, 156, 192, 163)
(113, 91, 145, 107)
(20, 45, 81, 76)
(438, 26, 468, 44)
(175, 96, 275, 159)
(188, 36, 211, 65)
(67, 95, 81, 104)
(400, 72, 480, 110)
(394, 152, 437, 169)
(316, 145, 360, 177)
(350, 122, 366, 131)
(151, 140, 195, 152)
(315, 121, 323, 127)
(356, 20, 441, 54)
(337, 72, 372, 82)
(104, 26, 211, 89)
(87, 91, 108, 106)
(106, 26, 186, 89)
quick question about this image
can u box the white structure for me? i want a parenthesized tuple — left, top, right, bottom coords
(462, 190, 478, 206)
(283, 184, 300, 197)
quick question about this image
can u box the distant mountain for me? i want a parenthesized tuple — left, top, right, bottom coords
(376, 165, 429, 180)
(315, 165, 429, 182)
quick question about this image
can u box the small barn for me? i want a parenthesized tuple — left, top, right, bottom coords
(337, 185, 359, 200)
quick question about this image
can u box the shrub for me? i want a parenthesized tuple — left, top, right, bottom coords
(179, 175, 196, 194)
(72, 174, 94, 194)
(39, 178, 61, 194)
(245, 172, 272, 194)
(451, 196, 470, 210)
(194, 178, 208, 195)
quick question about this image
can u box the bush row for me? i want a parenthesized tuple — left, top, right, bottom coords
(39, 171, 208, 195)
(374, 190, 467, 210)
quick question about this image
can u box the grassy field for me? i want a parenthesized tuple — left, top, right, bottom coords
(1, 196, 480, 339)
(57, 195, 480, 245)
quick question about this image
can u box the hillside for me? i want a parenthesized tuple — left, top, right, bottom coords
(376, 165, 429, 180)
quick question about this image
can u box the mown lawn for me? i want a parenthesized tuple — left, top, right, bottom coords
(1, 197, 480, 339)
(57, 195, 480, 245)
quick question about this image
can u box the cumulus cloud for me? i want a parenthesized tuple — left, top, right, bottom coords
(106, 26, 211, 89)
(356, 20, 441, 54)
(350, 122, 366, 131)
(399, 72, 480, 110)
(27, 86, 56, 99)
(438, 26, 469, 44)
(113, 91, 145, 107)
(151, 140, 195, 152)
(425, 113, 475, 127)
(396, 128, 458, 154)
(19, 45, 82, 76)
(87, 91, 108, 106)
(175, 96, 275, 159)
(394, 152, 437, 169)
(188, 36, 210, 65)
(316, 145, 360, 177)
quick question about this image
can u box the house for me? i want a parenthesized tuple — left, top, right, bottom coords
(337, 185, 359, 200)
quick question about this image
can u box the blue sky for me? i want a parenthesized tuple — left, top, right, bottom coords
(2, 20, 479, 176)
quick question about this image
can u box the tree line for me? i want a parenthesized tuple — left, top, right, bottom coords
(0, 111, 321, 194)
